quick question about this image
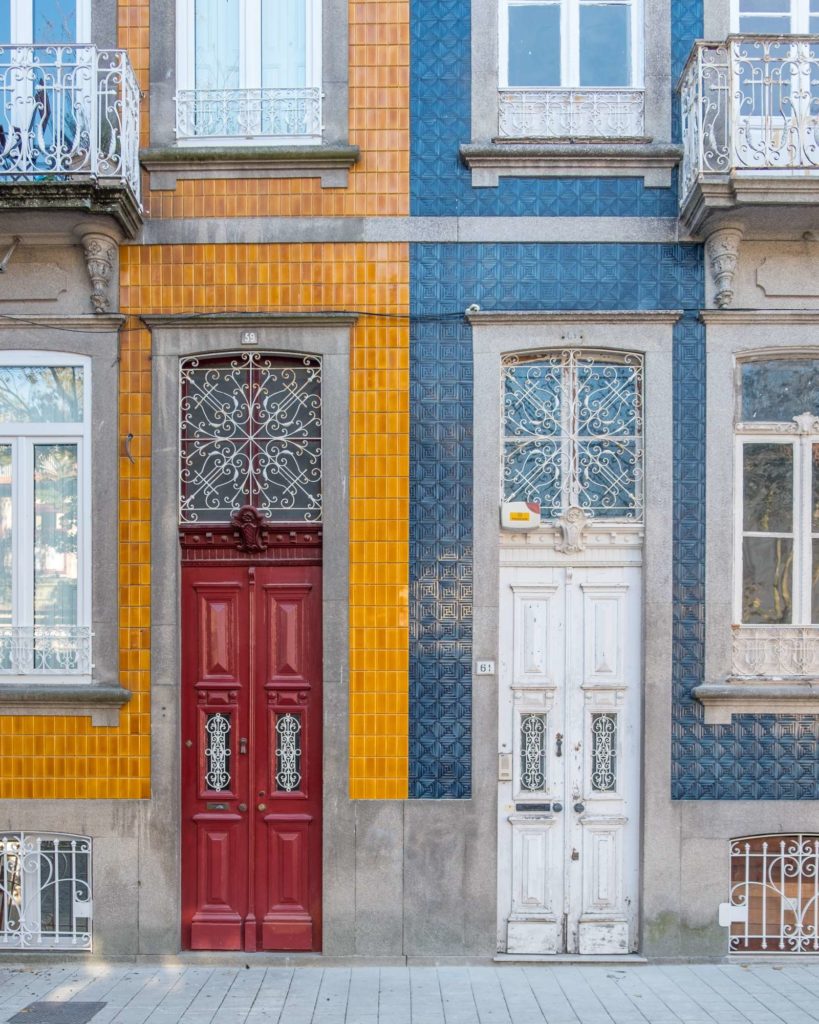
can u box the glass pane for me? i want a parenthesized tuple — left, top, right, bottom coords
(0, 446, 10, 672)
(740, 0, 790, 11)
(0, 2, 9, 43)
(812, 15, 819, 31)
(263, 0, 306, 88)
(743, 536, 793, 624)
(577, 439, 639, 518)
(520, 713, 547, 791)
(195, 0, 240, 91)
(738, 14, 792, 31)
(742, 360, 819, 422)
(508, 4, 561, 87)
(580, 3, 631, 88)
(591, 713, 617, 792)
(814, 444, 819, 531)
(503, 440, 562, 511)
(743, 443, 793, 533)
(504, 361, 562, 438)
(205, 712, 231, 791)
(34, 444, 78, 630)
(33, 0, 76, 43)
(813, 539, 819, 624)
(576, 361, 640, 437)
(0, 367, 83, 423)
(275, 713, 302, 791)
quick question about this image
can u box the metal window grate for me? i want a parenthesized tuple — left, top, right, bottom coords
(502, 350, 643, 520)
(729, 834, 819, 953)
(179, 353, 322, 524)
(0, 833, 92, 950)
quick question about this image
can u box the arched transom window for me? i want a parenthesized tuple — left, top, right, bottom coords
(179, 352, 322, 524)
(502, 350, 643, 521)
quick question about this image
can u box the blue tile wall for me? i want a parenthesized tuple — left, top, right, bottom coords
(671, 315, 819, 799)
(409, 242, 819, 800)
(409, 0, 703, 215)
(409, 242, 701, 798)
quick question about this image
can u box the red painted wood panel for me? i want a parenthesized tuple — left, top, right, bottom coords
(181, 560, 322, 951)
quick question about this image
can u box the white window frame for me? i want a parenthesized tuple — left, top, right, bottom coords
(175, 0, 322, 143)
(0, 351, 92, 683)
(731, 0, 817, 33)
(498, 0, 644, 89)
(5, 0, 90, 42)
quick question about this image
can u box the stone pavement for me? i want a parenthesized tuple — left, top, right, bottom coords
(2, 962, 819, 1024)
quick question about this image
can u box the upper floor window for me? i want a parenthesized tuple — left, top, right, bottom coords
(0, 354, 91, 678)
(734, 0, 819, 33)
(502, 350, 643, 521)
(497, 0, 644, 139)
(501, 0, 640, 89)
(175, 0, 322, 142)
(0, 0, 89, 43)
(737, 357, 819, 626)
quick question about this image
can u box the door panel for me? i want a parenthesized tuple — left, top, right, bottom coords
(182, 561, 322, 951)
(499, 563, 640, 955)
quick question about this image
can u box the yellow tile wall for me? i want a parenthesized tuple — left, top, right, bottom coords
(120, 243, 411, 800)
(119, 0, 409, 218)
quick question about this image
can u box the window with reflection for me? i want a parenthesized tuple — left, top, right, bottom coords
(0, 355, 90, 678)
(500, 0, 640, 89)
(737, 358, 819, 626)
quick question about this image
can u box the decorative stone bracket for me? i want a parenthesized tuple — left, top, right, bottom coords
(706, 226, 743, 309)
(78, 231, 117, 314)
(554, 506, 590, 554)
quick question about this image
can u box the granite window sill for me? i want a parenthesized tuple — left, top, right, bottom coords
(140, 144, 360, 191)
(0, 682, 132, 727)
(459, 141, 682, 188)
(693, 678, 819, 724)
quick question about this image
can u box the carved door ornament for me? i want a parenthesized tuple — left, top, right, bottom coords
(230, 505, 270, 553)
(554, 506, 589, 554)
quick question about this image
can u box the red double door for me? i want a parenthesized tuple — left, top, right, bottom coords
(181, 550, 322, 951)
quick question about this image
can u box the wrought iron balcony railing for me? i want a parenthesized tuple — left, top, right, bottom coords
(0, 45, 140, 202)
(680, 35, 819, 210)
(0, 625, 92, 677)
(175, 87, 322, 142)
(498, 88, 645, 140)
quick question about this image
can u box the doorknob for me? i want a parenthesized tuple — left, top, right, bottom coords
(574, 802, 585, 813)
(552, 802, 563, 812)
(555, 733, 563, 757)
(238, 803, 248, 812)
(239, 737, 248, 755)
(257, 802, 267, 811)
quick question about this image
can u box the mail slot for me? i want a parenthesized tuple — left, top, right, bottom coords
(516, 802, 550, 811)
(206, 802, 228, 810)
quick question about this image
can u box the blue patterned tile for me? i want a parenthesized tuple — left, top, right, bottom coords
(409, 0, 704, 214)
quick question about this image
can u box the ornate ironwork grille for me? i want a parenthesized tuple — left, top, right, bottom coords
(503, 351, 643, 519)
(729, 834, 819, 953)
(204, 713, 231, 792)
(591, 713, 617, 792)
(520, 713, 547, 792)
(179, 353, 322, 524)
(275, 712, 302, 792)
(0, 833, 91, 950)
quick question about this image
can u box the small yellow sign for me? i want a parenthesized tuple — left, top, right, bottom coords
(509, 511, 530, 521)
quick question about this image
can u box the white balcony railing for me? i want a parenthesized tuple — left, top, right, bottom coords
(175, 87, 322, 142)
(0, 45, 140, 201)
(0, 626, 92, 676)
(680, 36, 819, 208)
(498, 88, 644, 140)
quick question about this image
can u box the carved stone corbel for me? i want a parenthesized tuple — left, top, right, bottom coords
(794, 412, 819, 435)
(554, 506, 589, 554)
(79, 232, 117, 314)
(706, 226, 743, 309)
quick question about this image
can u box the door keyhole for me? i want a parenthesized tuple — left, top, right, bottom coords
(239, 737, 248, 755)
(555, 732, 563, 757)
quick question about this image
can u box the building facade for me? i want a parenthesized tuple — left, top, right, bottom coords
(0, 0, 819, 960)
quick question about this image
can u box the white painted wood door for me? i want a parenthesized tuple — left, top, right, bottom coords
(497, 561, 641, 954)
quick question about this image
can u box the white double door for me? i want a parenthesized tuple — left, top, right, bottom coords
(497, 561, 641, 955)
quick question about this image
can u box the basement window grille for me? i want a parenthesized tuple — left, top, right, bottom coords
(729, 834, 819, 953)
(0, 833, 92, 950)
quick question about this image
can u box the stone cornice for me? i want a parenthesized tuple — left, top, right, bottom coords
(700, 309, 819, 324)
(694, 680, 819, 724)
(0, 683, 132, 727)
(141, 312, 360, 329)
(0, 314, 125, 331)
(0, 181, 142, 238)
(467, 309, 683, 325)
